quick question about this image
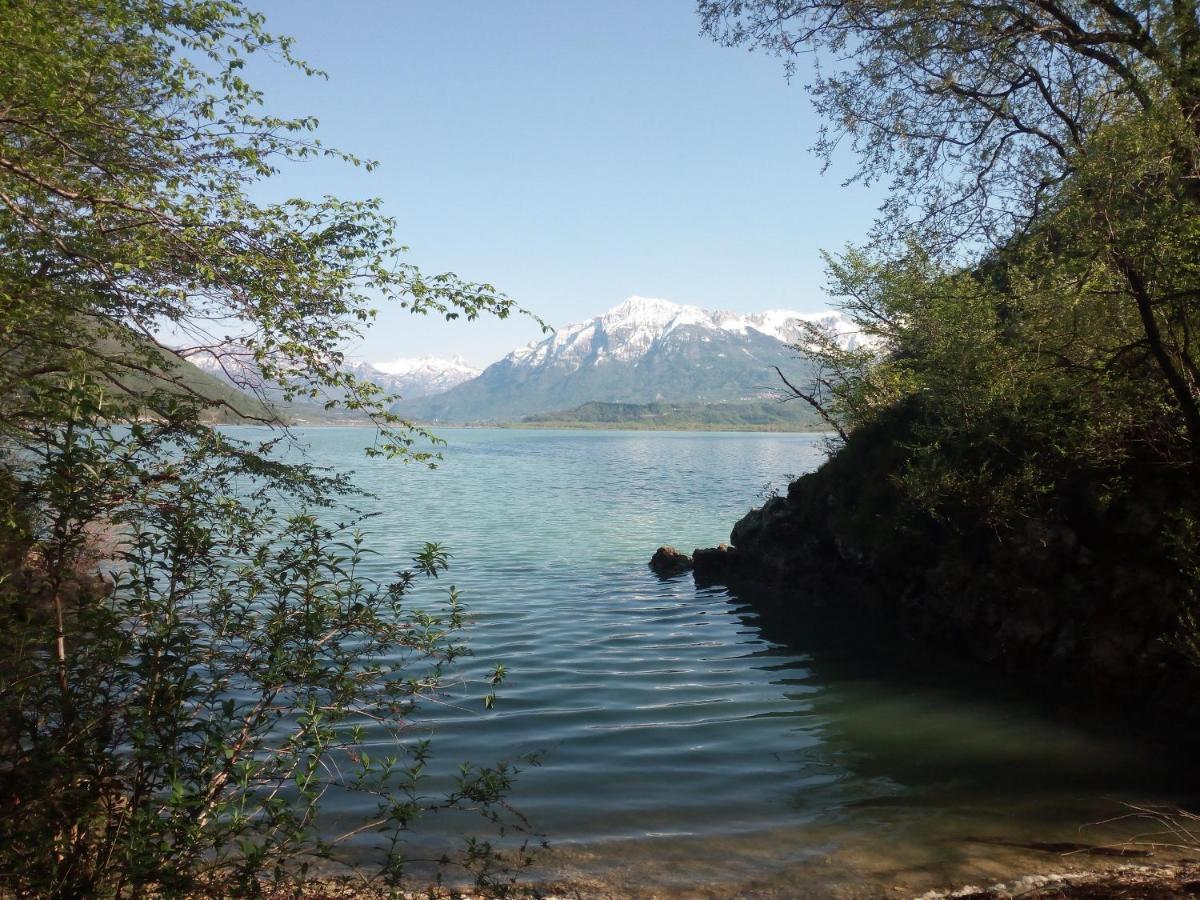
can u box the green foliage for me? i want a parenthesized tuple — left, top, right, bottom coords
(700, 0, 1200, 472)
(0, 0, 531, 459)
(797, 234, 1173, 526)
(0, 406, 531, 897)
(701, 0, 1200, 654)
(0, 1, 535, 895)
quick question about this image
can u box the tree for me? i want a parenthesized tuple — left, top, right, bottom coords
(0, 0, 525, 445)
(700, 0, 1200, 463)
(0, 1, 533, 895)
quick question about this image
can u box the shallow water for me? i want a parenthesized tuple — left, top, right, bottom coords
(240, 426, 1196, 895)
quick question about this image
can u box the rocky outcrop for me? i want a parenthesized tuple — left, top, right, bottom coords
(684, 418, 1200, 733)
(691, 543, 738, 580)
(648, 545, 693, 577)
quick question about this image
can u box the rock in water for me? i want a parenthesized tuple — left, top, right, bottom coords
(649, 546, 693, 576)
(692, 543, 738, 581)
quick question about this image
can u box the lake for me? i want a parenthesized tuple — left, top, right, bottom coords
(252, 426, 1193, 896)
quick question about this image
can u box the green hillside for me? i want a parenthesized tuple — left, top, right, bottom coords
(519, 400, 824, 431)
(98, 340, 276, 425)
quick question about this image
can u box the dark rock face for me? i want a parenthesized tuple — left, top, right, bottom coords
(691, 543, 738, 582)
(688, 419, 1200, 733)
(649, 545, 693, 577)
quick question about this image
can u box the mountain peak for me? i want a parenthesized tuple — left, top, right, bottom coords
(398, 297, 870, 421)
(371, 354, 478, 378)
(601, 296, 696, 327)
(359, 354, 480, 399)
(504, 296, 863, 371)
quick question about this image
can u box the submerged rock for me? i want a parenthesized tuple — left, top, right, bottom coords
(648, 545, 693, 577)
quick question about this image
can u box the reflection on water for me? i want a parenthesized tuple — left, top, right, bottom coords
(241, 427, 1197, 895)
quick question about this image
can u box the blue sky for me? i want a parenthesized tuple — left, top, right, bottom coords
(249, 1, 883, 367)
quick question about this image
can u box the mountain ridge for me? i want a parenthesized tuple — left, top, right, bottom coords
(185, 351, 479, 401)
(396, 296, 861, 423)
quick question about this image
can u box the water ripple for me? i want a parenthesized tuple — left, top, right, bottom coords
(249, 426, 1194, 888)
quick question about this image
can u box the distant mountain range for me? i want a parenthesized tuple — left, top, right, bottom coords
(394, 297, 863, 423)
(346, 355, 479, 399)
(169, 297, 861, 428)
(185, 351, 479, 401)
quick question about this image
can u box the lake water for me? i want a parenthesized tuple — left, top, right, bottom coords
(250, 426, 1195, 896)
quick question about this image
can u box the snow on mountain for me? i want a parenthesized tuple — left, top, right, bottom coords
(505, 296, 866, 371)
(183, 350, 479, 401)
(183, 349, 264, 389)
(352, 355, 480, 398)
(399, 296, 867, 423)
(371, 354, 478, 380)
(183, 299, 868, 423)
(743, 309, 850, 345)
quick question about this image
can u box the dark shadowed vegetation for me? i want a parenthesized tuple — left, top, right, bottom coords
(700, 0, 1200, 717)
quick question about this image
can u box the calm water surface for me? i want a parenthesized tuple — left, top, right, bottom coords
(246, 427, 1194, 896)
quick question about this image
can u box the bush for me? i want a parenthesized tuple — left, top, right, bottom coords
(0, 399, 532, 897)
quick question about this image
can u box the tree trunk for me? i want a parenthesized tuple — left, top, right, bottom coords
(1113, 251, 1200, 466)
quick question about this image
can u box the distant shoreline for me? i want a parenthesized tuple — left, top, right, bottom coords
(277, 418, 830, 434)
(497, 420, 827, 433)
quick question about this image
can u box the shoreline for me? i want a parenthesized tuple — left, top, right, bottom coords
(271, 418, 833, 434)
(262, 859, 1200, 899)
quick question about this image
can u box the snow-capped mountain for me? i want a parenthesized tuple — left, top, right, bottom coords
(398, 296, 864, 422)
(361, 355, 480, 398)
(183, 349, 269, 392)
(184, 350, 478, 401)
(507, 297, 865, 368)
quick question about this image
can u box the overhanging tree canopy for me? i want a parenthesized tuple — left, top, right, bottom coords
(700, 0, 1200, 462)
(0, 0, 521, 450)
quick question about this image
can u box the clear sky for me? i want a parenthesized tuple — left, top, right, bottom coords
(247, 1, 884, 368)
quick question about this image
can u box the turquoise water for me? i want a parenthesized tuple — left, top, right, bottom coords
(247, 427, 1193, 895)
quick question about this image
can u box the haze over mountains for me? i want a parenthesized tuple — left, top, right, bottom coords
(186, 351, 480, 401)
(347, 355, 479, 399)
(393, 297, 862, 423)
